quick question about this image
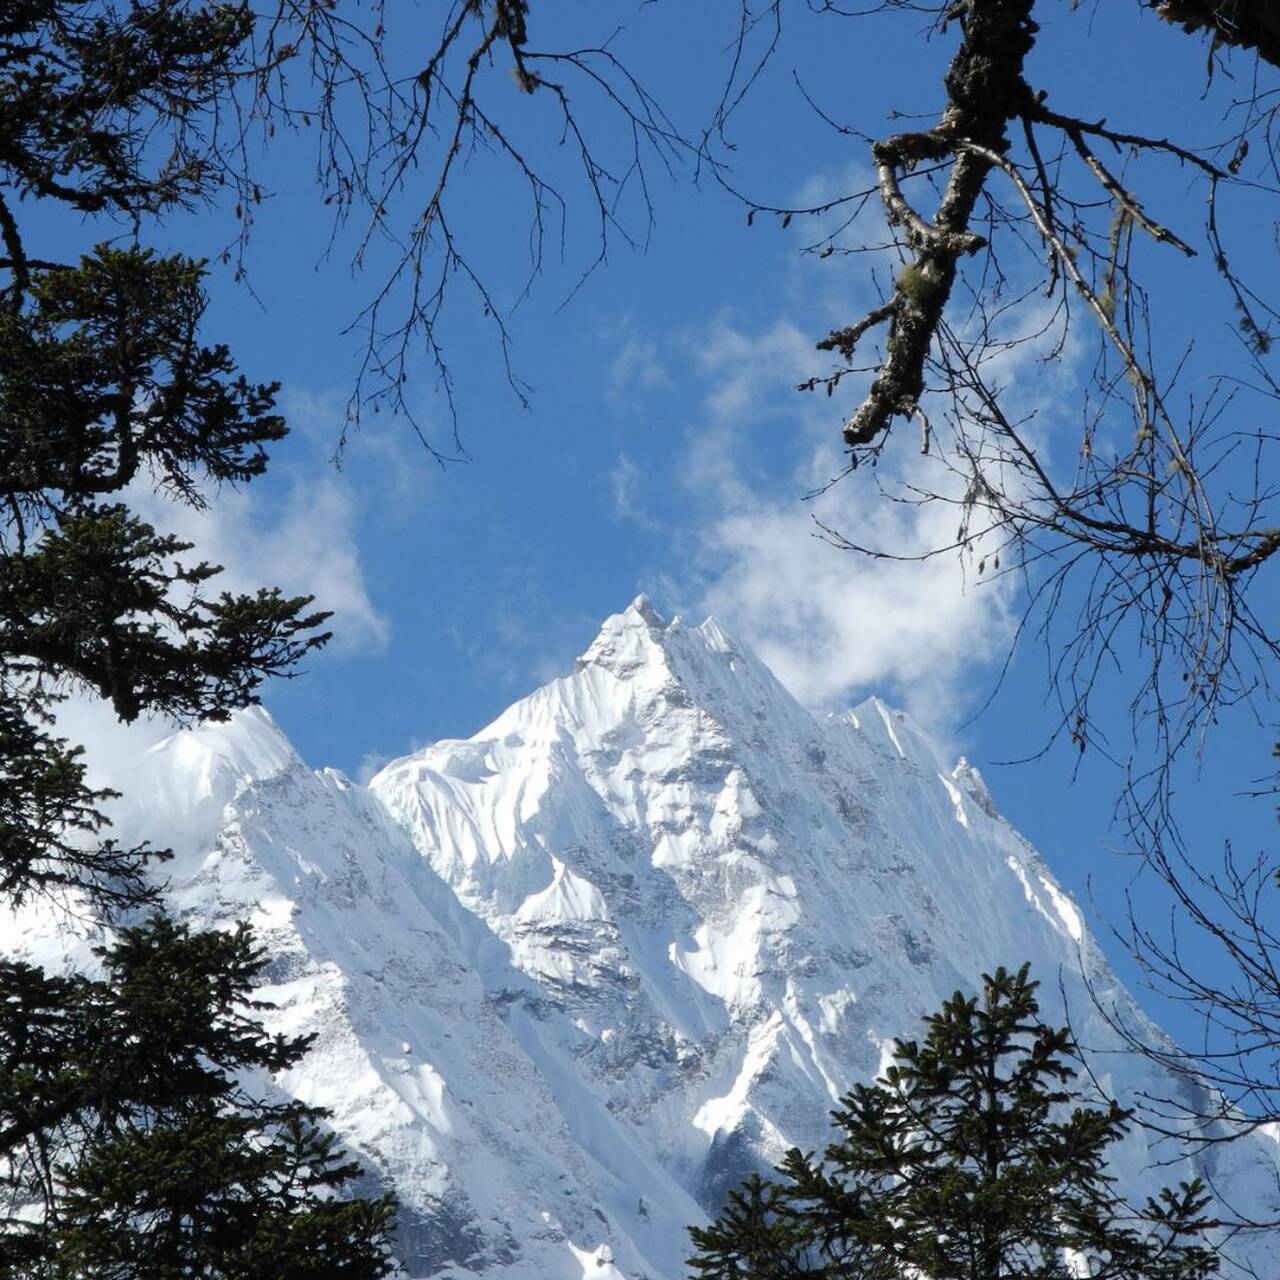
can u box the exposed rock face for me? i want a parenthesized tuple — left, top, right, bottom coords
(16, 600, 1278, 1277)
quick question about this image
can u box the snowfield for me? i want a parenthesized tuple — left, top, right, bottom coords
(11, 598, 1278, 1277)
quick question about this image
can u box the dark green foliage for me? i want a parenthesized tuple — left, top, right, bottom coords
(0, 917, 396, 1278)
(1, 248, 287, 504)
(689, 965, 1220, 1280)
(0, 243, 329, 907)
(0, 3, 392, 1274)
(2, 246, 331, 728)
(8, 497, 328, 720)
(691, 1176, 813, 1280)
(57, 1116, 395, 1280)
(0, 693, 163, 908)
(0, 0, 251, 221)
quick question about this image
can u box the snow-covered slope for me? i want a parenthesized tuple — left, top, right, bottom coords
(13, 600, 1279, 1276)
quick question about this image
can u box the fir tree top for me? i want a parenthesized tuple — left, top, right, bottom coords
(690, 964, 1220, 1280)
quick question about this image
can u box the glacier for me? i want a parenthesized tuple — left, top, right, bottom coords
(8, 597, 1279, 1277)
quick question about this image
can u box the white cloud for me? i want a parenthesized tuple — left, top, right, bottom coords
(700, 466, 1014, 723)
(356, 750, 392, 785)
(606, 315, 671, 402)
(280, 384, 442, 509)
(648, 150, 1092, 728)
(609, 451, 664, 530)
(683, 314, 1019, 726)
(130, 446, 390, 659)
(695, 317, 817, 426)
(609, 452, 641, 520)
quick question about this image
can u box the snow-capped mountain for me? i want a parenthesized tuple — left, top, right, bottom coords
(12, 599, 1279, 1277)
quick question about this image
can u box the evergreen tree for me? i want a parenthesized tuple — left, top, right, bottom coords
(689, 965, 1220, 1280)
(1, 919, 395, 1278)
(1, 244, 330, 908)
(0, 2, 394, 1273)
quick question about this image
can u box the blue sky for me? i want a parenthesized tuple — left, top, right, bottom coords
(59, 2, 1280, 1047)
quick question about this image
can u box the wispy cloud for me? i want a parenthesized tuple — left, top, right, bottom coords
(677, 313, 1020, 726)
(125, 385, 393, 657)
(609, 451, 663, 530)
(604, 313, 672, 404)
(697, 451, 1015, 723)
(356, 750, 393, 785)
(130, 470, 390, 658)
(281, 385, 441, 512)
(50, 695, 173, 791)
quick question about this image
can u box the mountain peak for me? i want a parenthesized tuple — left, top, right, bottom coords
(575, 596, 674, 678)
(629, 594, 666, 628)
(15, 601, 1278, 1279)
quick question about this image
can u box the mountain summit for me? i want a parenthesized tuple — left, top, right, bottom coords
(14, 602, 1279, 1277)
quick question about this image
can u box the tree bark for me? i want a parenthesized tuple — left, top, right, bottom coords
(843, 0, 1039, 450)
